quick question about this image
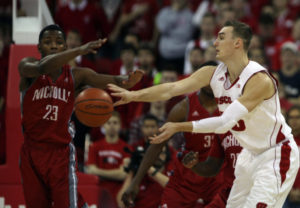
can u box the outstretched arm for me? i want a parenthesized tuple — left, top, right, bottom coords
(73, 67, 144, 90)
(182, 151, 224, 177)
(150, 72, 275, 144)
(108, 65, 216, 106)
(18, 39, 107, 78)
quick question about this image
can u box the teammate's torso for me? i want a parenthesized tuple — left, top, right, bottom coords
(210, 61, 293, 154)
(184, 91, 218, 160)
(21, 65, 75, 144)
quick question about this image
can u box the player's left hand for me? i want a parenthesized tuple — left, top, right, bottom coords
(122, 69, 144, 89)
(149, 122, 178, 144)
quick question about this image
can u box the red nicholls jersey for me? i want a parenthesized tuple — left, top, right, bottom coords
(183, 91, 218, 161)
(21, 65, 75, 144)
(209, 132, 243, 187)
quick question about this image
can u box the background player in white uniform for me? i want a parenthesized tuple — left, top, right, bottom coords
(108, 20, 299, 207)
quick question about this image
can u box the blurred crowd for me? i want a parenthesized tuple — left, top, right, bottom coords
(0, 0, 300, 207)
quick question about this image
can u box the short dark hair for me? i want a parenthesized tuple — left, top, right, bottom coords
(224, 20, 252, 51)
(142, 114, 159, 125)
(138, 43, 155, 55)
(121, 43, 137, 54)
(39, 24, 66, 43)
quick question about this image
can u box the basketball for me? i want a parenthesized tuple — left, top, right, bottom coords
(74, 88, 114, 127)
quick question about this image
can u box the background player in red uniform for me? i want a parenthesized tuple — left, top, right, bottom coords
(18, 24, 143, 208)
(182, 132, 242, 207)
(121, 62, 224, 208)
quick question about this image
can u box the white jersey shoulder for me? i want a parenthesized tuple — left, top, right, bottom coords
(210, 61, 293, 154)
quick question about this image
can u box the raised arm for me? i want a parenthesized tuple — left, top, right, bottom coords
(108, 65, 216, 106)
(18, 39, 107, 78)
(150, 72, 275, 144)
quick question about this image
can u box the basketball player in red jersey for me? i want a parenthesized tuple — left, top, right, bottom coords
(18, 24, 143, 208)
(182, 132, 242, 207)
(121, 62, 223, 208)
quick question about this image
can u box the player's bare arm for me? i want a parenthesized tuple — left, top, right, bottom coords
(150, 72, 276, 144)
(121, 98, 188, 206)
(108, 65, 216, 106)
(18, 38, 107, 78)
(237, 72, 275, 112)
(182, 151, 224, 177)
(72, 67, 144, 90)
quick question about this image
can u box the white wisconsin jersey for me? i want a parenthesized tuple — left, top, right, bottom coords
(210, 61, 293, 154)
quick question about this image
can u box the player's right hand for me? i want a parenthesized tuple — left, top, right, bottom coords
(122, 185, 139, 208)
(108, 84, 134, 106)
(182, 151, 199, 169)
(79, 38, 107, 55)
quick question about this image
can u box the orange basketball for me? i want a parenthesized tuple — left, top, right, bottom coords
(74, 88, 114, 127)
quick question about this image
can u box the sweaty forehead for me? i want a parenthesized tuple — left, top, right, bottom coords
(41, 30, 65, 40)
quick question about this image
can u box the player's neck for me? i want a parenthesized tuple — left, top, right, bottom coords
(105, 135, 119, 144)
(224, 53, 249, 83)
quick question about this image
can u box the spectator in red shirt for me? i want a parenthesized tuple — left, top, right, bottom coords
(86, 111, 130, 207)
(284, 105, 300, 208)
(55, 0, 108, 43)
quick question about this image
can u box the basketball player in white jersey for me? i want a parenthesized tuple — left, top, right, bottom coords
(108, 20, 299, 207)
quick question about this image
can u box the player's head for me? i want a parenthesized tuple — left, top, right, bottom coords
(103, 111, 121, 139)
(38, 24, 67, 57)
(142, 114, 159, 140)
(214, 20, 252, 61)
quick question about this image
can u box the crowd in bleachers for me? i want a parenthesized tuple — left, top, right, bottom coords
(0, 0, 300, 207)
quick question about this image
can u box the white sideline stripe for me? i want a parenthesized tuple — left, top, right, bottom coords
(90, 205, 97, 208)
(4, 206, 11, 208)
(19, 206, 26, 208)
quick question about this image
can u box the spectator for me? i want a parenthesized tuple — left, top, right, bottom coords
(124, 32, 140, 51)
(232, 0, 256, 30)
(272, 18, 300, 71)
(65, 29, 96, 70)
(129, 102, 166, 145)
(203, 45, 217, 62)
(248, 48, 268, 68)
(109, 0, 159, 44)
(110, 43, 138, 76)
(257, 13, 277, 67)
(284, 105, 300, 208)
(156, 0, 194, 73)
(55, 0, 108, 43)
(86, 111, 130, 207)
(184, 12, 216, 74)
(137, 43, 157, 79)
(217, 7, 236, 28)
(184, 46, 204, 75)
(249, 34, 263, 50)
(272, 0, 296, 41)
(278, 42, 300, 104)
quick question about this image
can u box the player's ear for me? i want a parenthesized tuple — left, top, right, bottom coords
(234, 38, 242, 49)
(37, 43, 42, 53)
